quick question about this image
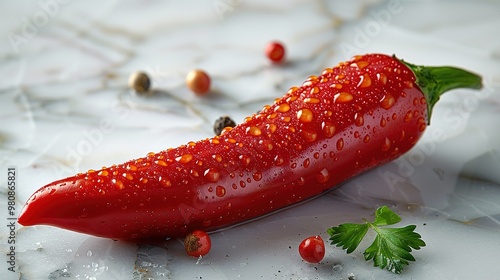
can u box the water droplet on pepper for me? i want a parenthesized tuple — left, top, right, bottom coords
(302, 130, 318, 142)
(354, 113, 364, 126)
(259, 139, 274, 150)
(176, 154, 193, 164)
(303, 158, 310, 168)
(253, 172, 262, 181)
(309, 86, 319, 95)
(381, 137, 391, 152)
(380, 93, 395, 109)
(316, 168, 330, 183)
(321, 122, 336, 138)
(304, 97, 320, 104)
(356, 60, 370, 69)
(161, 179, 171, 187)
(376, 72, 387, 85)
(275, 103, 291, 113)
(212, 154, 223, 162)
(216, 186, 226, 197)
(127, 164, 137, 171)
(239, 154, 251, 166)
(337, 138, 344, 150)
(334, 92, 353, 103)
(204, 168, 220, 183)
(266, 123, 277, 133)
(114, 179, 125, 190)
(297, 108, 314, 123)
(380, 117, 386, 127)
(357, 73, 372, 88)
(246, 126, 262, 136)
(274, 155, 285, 166)
(404, 110, 413, 122)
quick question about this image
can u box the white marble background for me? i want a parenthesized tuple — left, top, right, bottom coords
(1, 0, 500, 279)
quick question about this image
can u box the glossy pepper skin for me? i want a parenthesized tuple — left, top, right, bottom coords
(18, 54, 482, 239)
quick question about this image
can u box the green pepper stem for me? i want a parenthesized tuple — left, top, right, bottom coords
(396, 56, 483, 124)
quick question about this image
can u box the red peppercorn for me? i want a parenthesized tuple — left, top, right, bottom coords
(298, 235, 325, 263)
(265, 41, 286, 63)
(184, 230, 211, 257)
(186, 69, 211, 95)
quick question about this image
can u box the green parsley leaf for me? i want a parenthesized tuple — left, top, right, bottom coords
(327, 206, 426, 274)
(327, 223, 368, 254)
(372, 205, 402, 226)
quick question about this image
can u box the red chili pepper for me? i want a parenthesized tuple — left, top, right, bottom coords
(18, 54, 482, 240)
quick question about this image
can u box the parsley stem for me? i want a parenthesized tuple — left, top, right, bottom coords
(366, 221, 381, 234)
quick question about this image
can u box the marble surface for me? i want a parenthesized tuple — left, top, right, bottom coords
(1, 0, 500, 279)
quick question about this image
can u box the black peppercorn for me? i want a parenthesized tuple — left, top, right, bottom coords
(128, 71, 151, 93)
(213, 116, 236, 135)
